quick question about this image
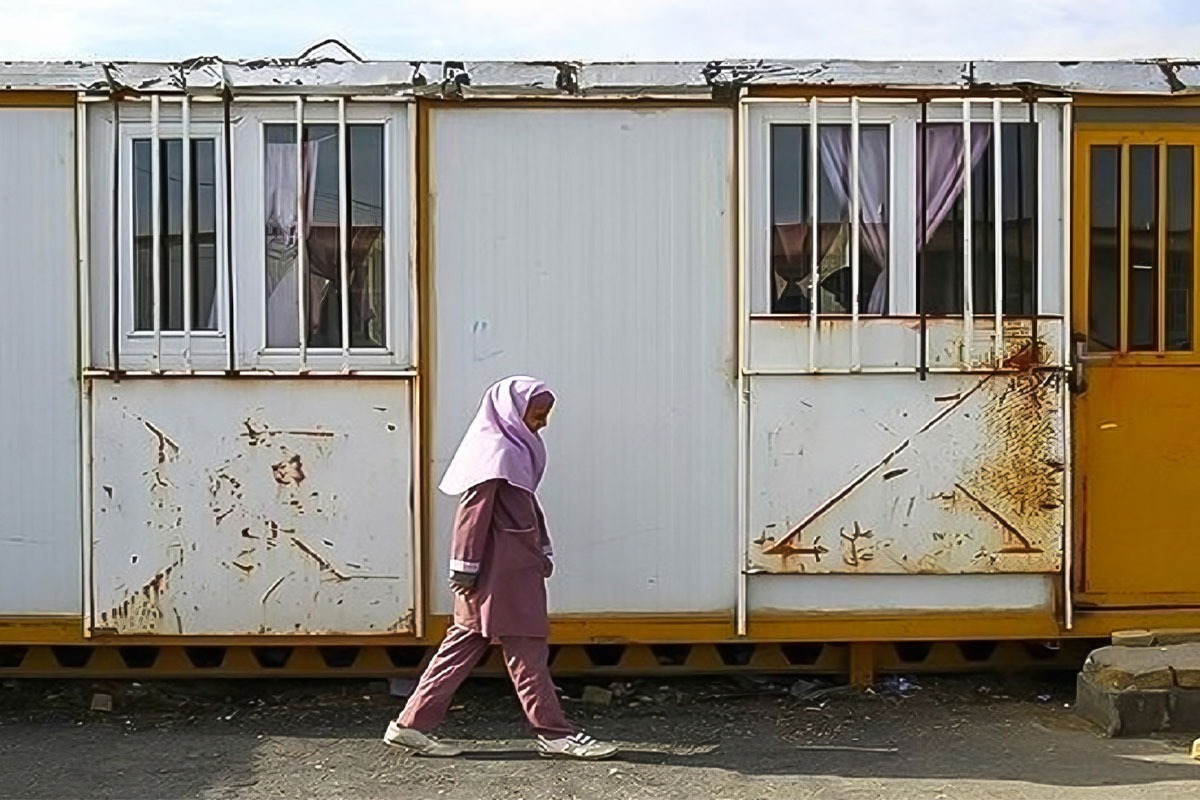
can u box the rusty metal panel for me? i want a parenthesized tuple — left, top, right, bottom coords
(0, 107, 82, 615)
(429, 106, 737, 615)
(748, 370, 1065, 575)
(89, 379, 415, 634)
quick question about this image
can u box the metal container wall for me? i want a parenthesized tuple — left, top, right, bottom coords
(0, 107, 83, 615)
(429, 106, 738, 615)
(89, 379, 416, 635)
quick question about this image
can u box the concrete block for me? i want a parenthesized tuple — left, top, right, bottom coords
(1076, 673, 1169, 737)
(1112, 629, 1156, 647)
(1169, 688, 1200, 733)
(1083, 646, 1175, 691)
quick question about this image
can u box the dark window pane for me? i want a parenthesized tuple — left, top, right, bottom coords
(133, 140, 152, 331)
(265, 124, 344, 349)
(1088, 146, 1120, 352)
(1002, 123, 1037, 316)
(349, 125, 386, 348)
(918, 123, 1036, 316)
(133, 137, 218, 332)
(1128, 145, 1158, 351)
(265, 124, 385, 350)
(770, 125, 811, 313)
(1167, 146, 1193, 351)
(769, 123, 890, 314)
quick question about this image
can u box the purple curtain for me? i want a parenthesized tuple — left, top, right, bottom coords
(820, 127, 890, 313)
(917, 124, 992, 248)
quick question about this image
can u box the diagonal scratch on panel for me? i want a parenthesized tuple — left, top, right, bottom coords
(763, 371, 997, 556)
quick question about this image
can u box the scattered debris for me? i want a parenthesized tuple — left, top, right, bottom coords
(388, 679, 415, 698)
(875, 676, 919, 696)
(90, 693, 113, 713)
(789, 678, 851, 702)
(582, 686, 614, 707)
(1193, 738, 1200, 760)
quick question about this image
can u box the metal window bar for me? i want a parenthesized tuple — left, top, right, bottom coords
(110, 100, 121, 375)
(182, 93, 193, 370)
(992, 100, 1004, 364)
(223, 83, 236, 372)
(295, 97, 308, 368)
(850, 97, 862, 371)
(151, 95, 163, 368)
(1031, 97, 1041, 366)
(1060, 101, 1074, 630)
(918, 99, 929, 380)
(338, 98, 351, 363)
(808, 98, 819, 371)
(962, 100, 975, 366)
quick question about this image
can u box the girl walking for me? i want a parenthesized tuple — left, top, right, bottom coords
(383, 376, 618, 760)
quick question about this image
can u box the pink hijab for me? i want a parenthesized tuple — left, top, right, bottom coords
(439, 376, 555, 496)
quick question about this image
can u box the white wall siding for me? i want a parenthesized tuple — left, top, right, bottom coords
(0, 108, 82, 614)
(431, 107, 737, 615)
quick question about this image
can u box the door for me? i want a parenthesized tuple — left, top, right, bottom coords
(1075, 127, 1200, 606)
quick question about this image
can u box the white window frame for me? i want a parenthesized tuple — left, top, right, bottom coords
(232, 101, 413, 373)
(749, 100, 1065, 320)
(113, 107, 231, 372)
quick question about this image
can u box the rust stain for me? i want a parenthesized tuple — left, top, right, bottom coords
(243, 419, 337, 447)
(261, 573, 290, 605)
(102, 553, 183, 634)
(143, 421, 180, 464)
(840, 522, 876, 567)
(289, 536, 350, 581)
(271, 454, 306, 486)
(953, 482, 1042, 554)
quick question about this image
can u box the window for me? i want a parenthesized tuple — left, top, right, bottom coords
(264, 124, 386, 351)
(918, 123, 1037, 316)
(770, 124, 891, 315)
(1086, 142, 1194, 353)
(132, 138, 218, 331)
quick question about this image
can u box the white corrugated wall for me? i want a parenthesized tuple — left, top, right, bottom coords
(430, 106, 738, 615)
(0, 106, 82, 615)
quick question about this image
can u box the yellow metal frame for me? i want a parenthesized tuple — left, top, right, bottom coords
(1072, 126, 1200, 364)
(1073, 124, 1200, 607)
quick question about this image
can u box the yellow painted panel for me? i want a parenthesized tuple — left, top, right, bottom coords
(1078, 366, 1200, 601)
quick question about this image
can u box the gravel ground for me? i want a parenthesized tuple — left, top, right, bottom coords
(1, 673, 1198, 799)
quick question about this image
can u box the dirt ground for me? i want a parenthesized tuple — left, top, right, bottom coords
(1, 673, 1198, 800)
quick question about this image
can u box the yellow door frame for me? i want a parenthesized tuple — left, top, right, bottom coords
(1073, 123, 1200, 607)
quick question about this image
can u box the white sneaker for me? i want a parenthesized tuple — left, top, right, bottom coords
(536, 732, 619, 760)
(383, 720, 462, 758)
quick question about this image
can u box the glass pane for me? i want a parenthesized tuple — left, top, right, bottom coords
(133, 140, 153, 331)
(349, 125, 386, 348)
(918, 123, 1036, 316)
(1088, 146, 1120, 352)
(817, 126, 890, 314)
(768, 124, 891, 316)
(163, 140, 184, 330)
(1128, 145, 1159, 351)
(770, 125, 811, 313)
(132, 138, 218, 332)
(1002, 123, 1037, 316)
(1167, 146, 1193, 351)
(192, 140, 218, 331)
(265, 124, 343, 348)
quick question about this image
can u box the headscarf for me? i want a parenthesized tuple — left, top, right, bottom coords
(438, 376, 555, 496)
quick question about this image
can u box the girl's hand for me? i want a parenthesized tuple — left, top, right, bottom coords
(449, 572, 477, 596)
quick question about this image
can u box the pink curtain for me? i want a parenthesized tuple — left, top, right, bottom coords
(917, 124, 992, 247)
(820, 127, 890, 313)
